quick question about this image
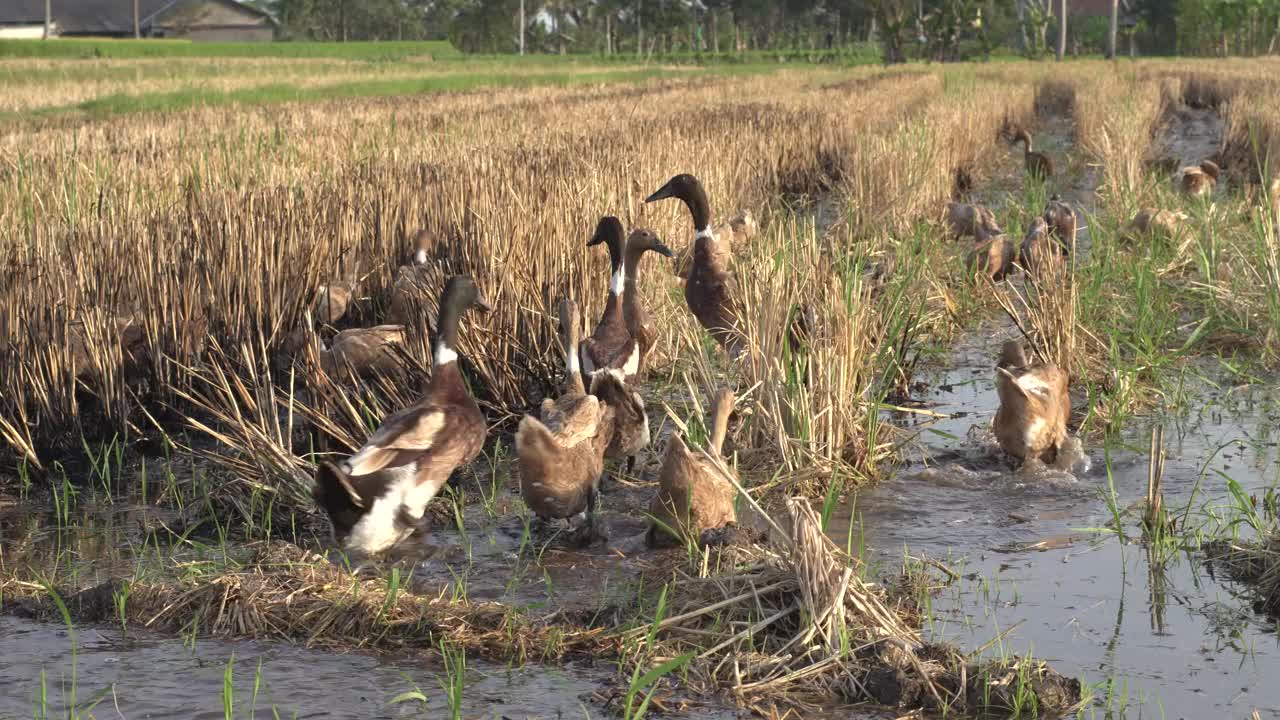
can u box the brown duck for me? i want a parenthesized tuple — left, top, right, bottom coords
(645, 174, 744, 358)
(648, 388, 738, 547)
(671, 209, 757, 280)
(622, 228, 675, 374)
(1014, 129, 1054, 179)
(944, 201, 998, 241)
(993, 340, 1070, 464)
(1042, 196, 1077, 248)
(968, 223, 1015, 282)
(313, 275, 491, 556)
(516, 299, 614, 540)
(1179, 160, 1219, 197)
(1123, 207, 1187, 240)
(580, 217, 641, 380)
(318, 324, 407, 377)
(386, 229, 438, 327)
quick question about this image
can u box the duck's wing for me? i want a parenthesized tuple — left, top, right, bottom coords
(343, 404, 446, 476)
(542, 393, 604, 448)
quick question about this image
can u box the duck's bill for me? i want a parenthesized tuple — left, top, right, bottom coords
(652, 241, 675, 258)
(474, 294, 494, 313)
(645, 182, 676, 203)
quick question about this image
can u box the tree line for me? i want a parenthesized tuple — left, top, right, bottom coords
(251, 0, 1280, 59)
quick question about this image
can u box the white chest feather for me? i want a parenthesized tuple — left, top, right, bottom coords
(621, 342, 641, 377)
(344, 462, 442, 556)
(610, 265, 626, 295)
(434, 342, 458, 367)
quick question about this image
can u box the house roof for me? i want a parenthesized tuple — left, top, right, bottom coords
(1, 0, 273, 33)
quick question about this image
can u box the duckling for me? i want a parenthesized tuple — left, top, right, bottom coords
(967, 223, 1015, 282)
(318, 324, 407, 377)
(588, 368, 649, 478)
(1042, 196, 1077, 248)
(581, 216, 641, 381)
(386, 230, 437, 327)
(516, 299, 614, 541)
(313, 275, 491, 556)
(1179, 160, 1219, 197)
(645, 174, 744, 358)
(993, 340, 1070, 465)
(944, 201, 998, 241)
(622, 228, 675, 375)
(1014, 129, 1054, 179)
(647, 388, 738, 548)
(1123, 207, 1188, 241)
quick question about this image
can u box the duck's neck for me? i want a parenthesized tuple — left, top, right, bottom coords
(623, 246, 647, 309)
(434, 299, 463, 368)
(563, 322, 585, 395)
(603, 234, 626, 319)
(1021, 135, 1034, 152)
(681, 182, 713, 238)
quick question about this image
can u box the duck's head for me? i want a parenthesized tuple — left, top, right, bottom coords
(625, 228, 675, 259)
(588, 216, 627, 263)
(441, 274, 492, 315)
(1199, 159, 1221, 180)
(998, 340, 1029, 369)
(645, 174, 711, 233)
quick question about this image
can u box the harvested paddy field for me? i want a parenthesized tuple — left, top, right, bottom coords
(3, 54, 1280, 718)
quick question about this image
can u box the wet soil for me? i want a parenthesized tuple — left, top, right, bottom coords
(838, 328, 1280, 719)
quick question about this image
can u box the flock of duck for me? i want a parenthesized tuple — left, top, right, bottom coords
(308, 132, 1231, 556)
(313, 174, 750, 556)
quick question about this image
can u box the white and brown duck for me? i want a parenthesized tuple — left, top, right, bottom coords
(645, 174, 744, 358)
(386, 229, 437, 327)
(580, 216, 641, 381)
(1179, 160, 1219, 197)
(516, 299, 615, 541)
(647, 388, 738, 547)
(313, 275, 491, 556)
(1123, 207, 1188, 240)
(993, 340, 1070, 465)
(621, 228, 675, 375)
(589, 368, 649, 479)
(944, 201, 998, 241)
(318, 324, 407, 377)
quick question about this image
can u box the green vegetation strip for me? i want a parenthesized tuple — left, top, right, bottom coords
(0, 38, 461, 60)
(6, 64, 783, 124)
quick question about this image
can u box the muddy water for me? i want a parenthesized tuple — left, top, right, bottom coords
(0, 615, 609, 719)
(839, 328, 1280, 718)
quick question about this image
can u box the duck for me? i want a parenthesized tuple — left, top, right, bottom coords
(672, 209, 757, 280)
(318, 324, 407, 377)
(386, 230, 437, 327)
(1042, 196, 1077, 248)
(622, 228, 675, 374)
(313, 275, 491, 556)
(516, 299, 614, 541)
(310, 282, 356, 328)
(647, 388, 738, 548)
(1179, 160, 1219, 197)
(1020, 216, 1057, 275)
(65, 313, 149, 380)
(1013, 129, 1054, 179)
(944, 201, 998, 241)
(1123, 207, 1188, 241)
(645, 174, 744, 358)
(967, 222, 1015, 282)
(588, 367, 650, 478)
(580, 216, 641, 381)
(993, 340, 1070, 465)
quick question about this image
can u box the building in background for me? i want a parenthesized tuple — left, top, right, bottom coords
(0, 0, 276, 41)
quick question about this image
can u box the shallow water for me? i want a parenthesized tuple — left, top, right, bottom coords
(0, 615, 609, 719)
(840, 328, 1280, 718)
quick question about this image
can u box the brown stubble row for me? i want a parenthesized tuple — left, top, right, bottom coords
(7, 61, 1245, 496)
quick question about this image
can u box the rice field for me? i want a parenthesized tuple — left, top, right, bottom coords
(2, 49, 1280, 718)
